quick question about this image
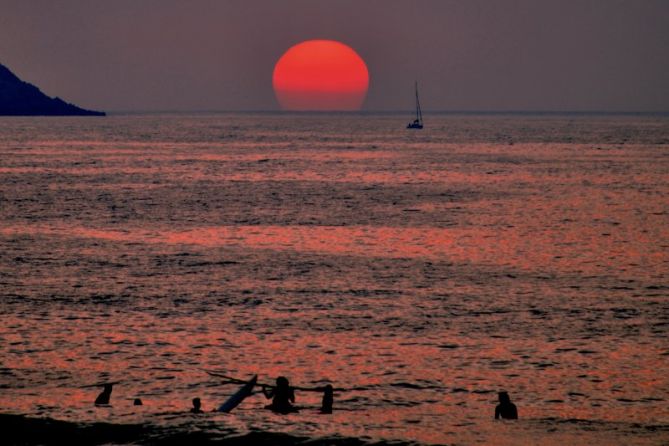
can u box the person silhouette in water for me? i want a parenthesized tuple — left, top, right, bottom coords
(320, 384, 333, 414)
(263, 376, 296, 414)
(495, 391, 518, 419)
(190, 397, 203, 413)
(94, 384, 113, 405)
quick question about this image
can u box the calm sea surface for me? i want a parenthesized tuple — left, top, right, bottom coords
(0, 113, 668, 445)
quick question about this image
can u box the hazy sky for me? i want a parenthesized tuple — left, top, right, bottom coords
(1, 0, 668, 112)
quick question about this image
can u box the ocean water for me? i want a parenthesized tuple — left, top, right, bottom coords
(0, 113, 668, 445)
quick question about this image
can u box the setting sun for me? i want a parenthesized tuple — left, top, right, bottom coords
(272, 40, 369, 111)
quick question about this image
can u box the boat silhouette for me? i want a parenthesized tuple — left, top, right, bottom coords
(407, 81, 423, 129)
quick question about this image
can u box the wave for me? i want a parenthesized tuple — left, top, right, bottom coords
(0, 413, 419, 446)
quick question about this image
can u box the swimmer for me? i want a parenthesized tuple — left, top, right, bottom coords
(495, 391, 518, 420)
(320, 384, 333, 414)
(263, 376, 297, 414)
(190, 397, 203, 413)
(94, 384, 113, 405)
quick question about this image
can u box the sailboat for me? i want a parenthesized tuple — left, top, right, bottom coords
(407, 81, 423, 129)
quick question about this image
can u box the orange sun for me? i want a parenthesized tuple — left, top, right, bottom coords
(273, 40, 369, 111)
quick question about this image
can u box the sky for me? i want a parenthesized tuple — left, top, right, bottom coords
(1, 0, 668, 112)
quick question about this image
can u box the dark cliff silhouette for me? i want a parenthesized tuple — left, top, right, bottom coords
(0, 63, 105, 116)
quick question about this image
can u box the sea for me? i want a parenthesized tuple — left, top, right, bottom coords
(0, 112, 668, 445)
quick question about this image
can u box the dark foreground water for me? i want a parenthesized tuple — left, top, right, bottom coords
(0, 113, 668, 445)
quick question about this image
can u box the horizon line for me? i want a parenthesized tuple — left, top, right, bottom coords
(99, 109, 669, 116)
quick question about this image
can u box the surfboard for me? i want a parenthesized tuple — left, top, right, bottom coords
(217, 375, 257, 413)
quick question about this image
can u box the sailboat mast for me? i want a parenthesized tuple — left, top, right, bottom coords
(415, 82, 422, 123)
(407, 81, 424, 129)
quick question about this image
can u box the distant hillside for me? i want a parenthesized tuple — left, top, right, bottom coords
(0, 63, 105, 116)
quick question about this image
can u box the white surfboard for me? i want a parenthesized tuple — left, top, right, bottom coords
(217, 375, 257, 413)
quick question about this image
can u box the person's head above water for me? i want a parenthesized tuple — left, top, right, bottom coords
(276, 376, 289, 388)
(191, 397, 202, 413)
(103, 384, 113, 393)
(498, 391, 511, 404)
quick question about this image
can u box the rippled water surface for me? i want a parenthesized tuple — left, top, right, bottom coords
(1, 113, 668, 445)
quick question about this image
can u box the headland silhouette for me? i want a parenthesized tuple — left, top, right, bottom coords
(0, 63, 105, 116)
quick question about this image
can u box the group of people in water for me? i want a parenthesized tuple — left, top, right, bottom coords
(96, 377, 517, 419)
(190, 377, 332, 414)
(95, 376, 333, 415)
